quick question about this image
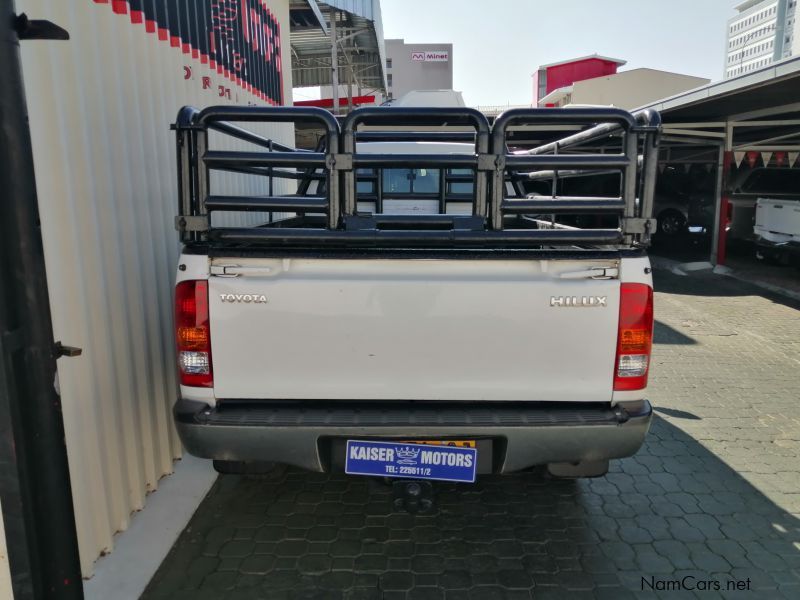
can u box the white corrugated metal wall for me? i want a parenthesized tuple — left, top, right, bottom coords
(18, 0, 293, 577)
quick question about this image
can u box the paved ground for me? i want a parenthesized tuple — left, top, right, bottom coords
(143, 270, 800, 599)
(651, 233, 800, 298)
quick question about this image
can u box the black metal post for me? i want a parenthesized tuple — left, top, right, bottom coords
(0, 2, 83, 598)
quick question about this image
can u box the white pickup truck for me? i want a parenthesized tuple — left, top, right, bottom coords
(171, 103, 661, 482)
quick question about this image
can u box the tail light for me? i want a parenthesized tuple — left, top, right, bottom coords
(175, 280, 213, 387)
(614, 283, 654, 391)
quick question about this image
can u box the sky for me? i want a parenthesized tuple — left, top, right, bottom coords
(379, 0, 737, 106)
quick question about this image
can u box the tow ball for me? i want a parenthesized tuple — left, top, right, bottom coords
(392, 480, 434, 513)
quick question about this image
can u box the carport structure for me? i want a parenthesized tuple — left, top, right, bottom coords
(641, 55, 800, 264)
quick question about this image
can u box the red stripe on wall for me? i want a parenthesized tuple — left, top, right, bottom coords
(158, 28, 169, 42)
(129, 9, 143, 24)
(170, 36, 180, 48)
(111, 0, 128, 14)
(145, 19, 156, 33)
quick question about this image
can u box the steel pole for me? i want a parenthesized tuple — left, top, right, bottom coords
(330, 8, 339, 115)
(0, 2, 83, 598)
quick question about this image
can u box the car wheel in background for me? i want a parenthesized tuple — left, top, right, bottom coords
(656, 209, 688, 239)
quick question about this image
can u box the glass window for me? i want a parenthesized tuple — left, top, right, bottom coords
(447, 169, 474, 194)
(386, 58, 392, 69)
(381, 169, 441, 195)
(383, 169, 412, 193)
(356, 169, 375, 194)
(413, 168, 440, 193)
(741, 169, 800, 193)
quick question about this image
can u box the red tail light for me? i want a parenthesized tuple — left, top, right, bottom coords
(175, 280, 213, 387)
(614, 283, 654, 391)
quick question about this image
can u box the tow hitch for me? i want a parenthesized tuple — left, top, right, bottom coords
(392, 480, 435, 513)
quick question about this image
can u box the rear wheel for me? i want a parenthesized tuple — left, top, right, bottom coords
(656, 209, 687, 239)
(756, 248, 789, 266)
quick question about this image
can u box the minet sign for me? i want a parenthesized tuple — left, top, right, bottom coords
(411, 51, 449, 62)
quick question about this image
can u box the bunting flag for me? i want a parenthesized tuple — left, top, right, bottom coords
(761, 152, 773, 166)
(789, 152, 800, 167)
(658, 163, 666, 174)
(774, 151, 787, 167)
(746, 151, 760, 168)
(734, 151, 746, 167)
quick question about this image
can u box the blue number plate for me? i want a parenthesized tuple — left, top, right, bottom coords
(345, 440, 477, 483)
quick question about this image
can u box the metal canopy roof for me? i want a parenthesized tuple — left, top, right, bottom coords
(290, 0, 387, 94)
(638, 56, 800, 122)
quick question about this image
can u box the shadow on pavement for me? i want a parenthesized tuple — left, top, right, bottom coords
(653, 269, 800, 311)
(142, 416, 800, 599)
(652, 407, 701, 421)
(654, 320, 698, 346)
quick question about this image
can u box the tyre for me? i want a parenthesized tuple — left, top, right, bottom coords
(756, 248, 789, 266)
(656, 209, 687, 239)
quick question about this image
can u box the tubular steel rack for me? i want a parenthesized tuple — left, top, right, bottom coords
(174, 105, 661, 250)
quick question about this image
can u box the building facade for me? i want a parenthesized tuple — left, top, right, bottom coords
(384, 38, 453, 100)
(538, 68, 709, 110)
(534, 55, 625, 104)
(16, 0, 293, 578)
(724, 0, 800, 78)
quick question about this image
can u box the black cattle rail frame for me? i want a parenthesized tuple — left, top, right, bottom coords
(173, 105, 661, 250)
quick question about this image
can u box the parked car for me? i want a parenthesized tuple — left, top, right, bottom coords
(754, 197, 800, 264)
(652, 165, 716, 239)
(728, 167, 800, 245)
(171, 104, 660, 484)
(522, 164, 716, 239)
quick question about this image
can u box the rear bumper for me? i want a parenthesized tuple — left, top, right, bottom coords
(173, 400, 652, 473)
(756, 238, 800, 255)
(174, 399, 652, 474)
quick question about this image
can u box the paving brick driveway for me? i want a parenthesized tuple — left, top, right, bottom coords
(144, 270, 800, 599)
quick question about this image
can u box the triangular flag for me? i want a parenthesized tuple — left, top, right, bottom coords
(789, 151, 799, 167)
(762, 152, 773, 166)
(734, 151, 746, 167)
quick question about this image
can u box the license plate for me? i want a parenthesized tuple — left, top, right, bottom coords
(403, 440, 476, 448)
(345, 439, 477, 483)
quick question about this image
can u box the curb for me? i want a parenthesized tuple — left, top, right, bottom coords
(650, 256, 800, 302)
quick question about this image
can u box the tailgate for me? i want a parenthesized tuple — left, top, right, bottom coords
(208, 258, 620, 402)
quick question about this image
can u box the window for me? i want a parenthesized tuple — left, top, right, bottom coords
(356, 169, 376, 195)
(741, 169, 800, 194)
(446, 169, 474, 195)
(386, 58, 392, 69)
(387, 73, 393, 87)
(382, 169, 441, 195)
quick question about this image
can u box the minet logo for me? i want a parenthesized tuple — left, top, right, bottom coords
(550, 296, 608, 307)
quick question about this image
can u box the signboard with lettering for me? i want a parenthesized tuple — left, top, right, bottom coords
(411, 51, 450, 62)
(109, 0, 284, 104)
